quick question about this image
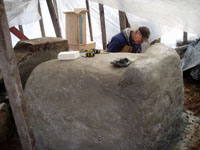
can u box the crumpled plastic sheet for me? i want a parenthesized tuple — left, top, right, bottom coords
(190, 65, 200, 80)
(5, 0, 40, 27)
(182, 39, 200, 80)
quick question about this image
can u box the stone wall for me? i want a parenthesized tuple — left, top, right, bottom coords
(25, 44, 184, 150)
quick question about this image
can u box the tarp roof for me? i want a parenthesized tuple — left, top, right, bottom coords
(4, 0, 200, 48)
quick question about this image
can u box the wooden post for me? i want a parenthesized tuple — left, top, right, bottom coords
(125, 14, 130, 28)
(38, 0, 46, 37)
(119, 11, 126, 31)
(86, 0, 93, 41)
(99, 4, 107, 50)
(18, 25, 24, 34)
(119, 11, 130, 30)
(52, 0, 61, 36)
(0, 1, 36, 150)
(53, 0, 59, 20)
(46, 0, 62, 38)
(183, 31, 188, 45)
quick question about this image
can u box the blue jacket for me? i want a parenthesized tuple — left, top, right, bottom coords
(107, 31, 142, 53)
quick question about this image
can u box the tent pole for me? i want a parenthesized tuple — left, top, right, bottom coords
(46, 0, 62, 38)
(99, 4, 107, 50)
(119, 11, 126, 31)
(183, 31, 188, 45)
(86, 0, 93, 41)
(38, 0, 46, 37)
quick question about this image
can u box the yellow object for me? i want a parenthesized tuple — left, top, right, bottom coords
(86, 52, 95, 57)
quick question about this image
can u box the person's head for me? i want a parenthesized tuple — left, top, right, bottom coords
(131, 26, 150, 44)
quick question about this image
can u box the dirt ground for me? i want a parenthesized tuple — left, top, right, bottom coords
(184, 76, 200, 116)
(183, 75, 200, 149)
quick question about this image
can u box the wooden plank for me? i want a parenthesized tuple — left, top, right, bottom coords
(46, 0, 62, 38)
(0, 1, 36, 150)
(119, 11, 126, 31)
(99, 4, 107, 50)
(183, 31, 188, 45)
(38, 0, 46, 37)
(10, 27, 29, 40)
(65, 9, 87, 46)
(18, 25, 24, 34)
(65, 13, 79, 45)
(85, 0, 93, 41)
(82, 13, 87, 45)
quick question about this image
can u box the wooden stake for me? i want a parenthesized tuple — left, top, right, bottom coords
(183, 31, 188, 45)
(38, 0, 46, 37)
(53, 0, 59, 20)
(0, 1, 36, 150)
(46, 0, 62, 38)
(119, 11, 126, 31)
(99, 4, 107, 50)
(86, 0, 93, 41)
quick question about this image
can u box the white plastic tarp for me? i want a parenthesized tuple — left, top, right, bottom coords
(5, 0, 40, 27)
(8, 0, 199, 49)
(89, 0, 200, 36)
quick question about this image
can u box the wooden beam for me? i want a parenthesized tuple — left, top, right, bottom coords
(99, 4, 107, 50)
(10, 27, 29, 40)
(86, 0, 93, 41)
(119, 11, 126, 31)
(0, 1, 36, 150)
(183, 31, 188, 45)
(52, 0, 61, 36)
(38, 0, 46, 37)
(119, 11, 130, 30)
(46, 0, 62, 38)
(53, 0, 59, 20)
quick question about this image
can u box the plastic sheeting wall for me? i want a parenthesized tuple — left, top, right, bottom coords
(56, 0, 198, 49)
(7, 0, 199, 49)
(90, 0, 200, 36)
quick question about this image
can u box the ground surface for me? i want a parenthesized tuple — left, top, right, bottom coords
(183, 76, 200, 149)
(0, 76, 200, 150)
(184, 76, 200, 116)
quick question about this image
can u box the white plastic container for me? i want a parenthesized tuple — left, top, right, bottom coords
(57, 51, 80, 60)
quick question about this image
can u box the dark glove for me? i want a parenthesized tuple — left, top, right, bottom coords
(110, 58, 132, 67)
